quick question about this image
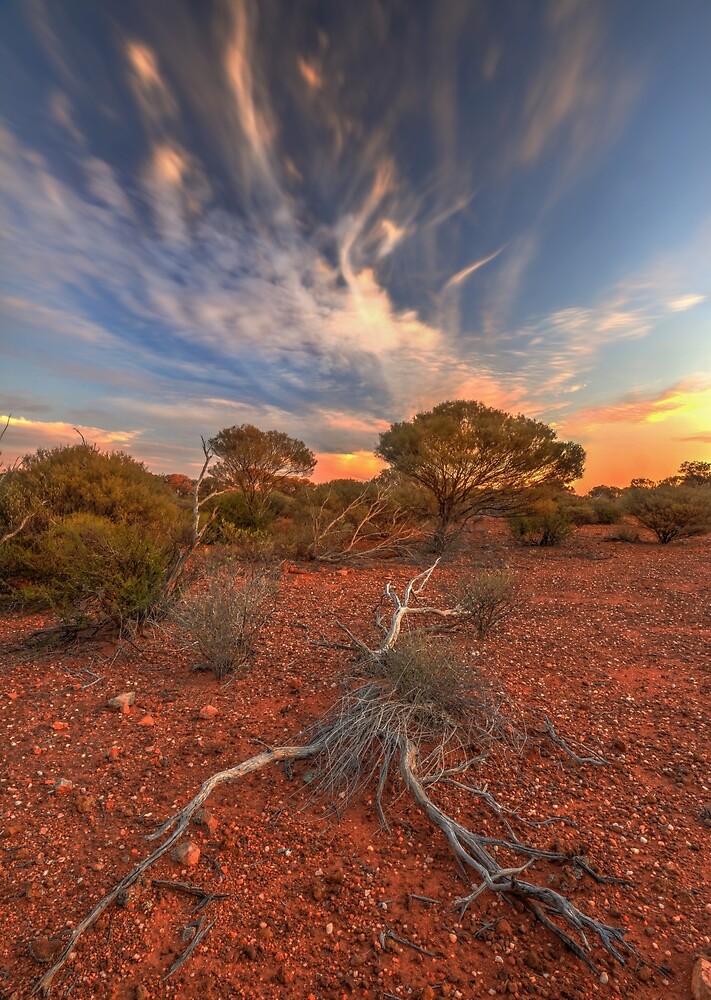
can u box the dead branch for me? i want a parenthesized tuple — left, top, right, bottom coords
(164, 915, 215, 980)
(543, 715, 607, 766)
(34, 560, 640, 995)
(33, 741, 323, 995)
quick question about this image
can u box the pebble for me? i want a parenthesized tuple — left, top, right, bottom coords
(692, 957, 711, 1000)
(198, 705, 218, 719)
(172, 841, 200, 867)
(108, 692, 136, 713)
(54, 778, 74, 794)
(138, 715, 155, 726)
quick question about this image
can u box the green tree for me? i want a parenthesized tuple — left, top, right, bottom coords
(209, 424, 316, 520)
(376, 400, 585, 551)
(622, 485, 711, 543)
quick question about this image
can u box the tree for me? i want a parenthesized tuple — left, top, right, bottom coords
(622, 485, 711, 543)
(586, 485, 622, 501)
(678, 460, 711, 486)
(209, 424, 316, 520)
(376, 400, 585, 551)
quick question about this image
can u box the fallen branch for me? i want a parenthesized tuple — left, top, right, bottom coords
(33, 741, 323, 995)
(34, 561, 640, 995)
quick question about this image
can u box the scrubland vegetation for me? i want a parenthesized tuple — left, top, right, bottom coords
(1, 405, 709, 996)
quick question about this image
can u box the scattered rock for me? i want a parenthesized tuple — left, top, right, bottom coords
(106, 746, 120, 761)
(496, 918, 513, 936)
(198, 705, 218, 720)
(692, 957, 711, 1000)
(54, 778, 74, 795)
(138, 715, 155, 726)
(325, 922, 334, 935)
(639, 966, 652, 982)
(194, 808, 218, 833)
(525, 949, 541, 970)
(51, 721, 69, 731)
(74, 794, 95, 815)
(172, 841, 200, 867)
(108, 692, 136, 713)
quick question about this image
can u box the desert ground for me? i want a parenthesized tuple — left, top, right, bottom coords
(1, 521, 709, 999)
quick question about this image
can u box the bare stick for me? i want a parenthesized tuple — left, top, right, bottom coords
(543, 716, 607, 766)
(33, 741, 323, 996)
(164, 916, 215, 980)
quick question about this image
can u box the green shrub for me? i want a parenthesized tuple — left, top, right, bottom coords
(452, 568, 522, 639)
(170, 565, 277, 679)
(31, 513, 172, 625)
(622, 486, 711, 543)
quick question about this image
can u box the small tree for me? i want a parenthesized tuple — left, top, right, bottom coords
(678, 460, 711, 487)
(623, 485, 711, 543)
(376, 400, 584, 551)
(209, 424, 316, 520)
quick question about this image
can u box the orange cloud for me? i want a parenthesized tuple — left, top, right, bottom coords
(0, 415, 142, 467)
(561, 376, 711, 491)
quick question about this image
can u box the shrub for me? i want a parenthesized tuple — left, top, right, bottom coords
(622, 486, 711, 544)
(377, 633, 483, 729)
(590, 498, 623, 525)
(30, 513, 172, 626)
(509, 511, 573, 546)
(170, 565, 277, 679)
(452, 568, 522, 639)
(606, 524, 640, 543)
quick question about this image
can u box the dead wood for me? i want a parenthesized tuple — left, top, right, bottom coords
(34, 561, 641, 994)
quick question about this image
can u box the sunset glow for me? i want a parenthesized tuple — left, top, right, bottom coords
(1, 1, 709, 488)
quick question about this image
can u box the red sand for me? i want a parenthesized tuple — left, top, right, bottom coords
(1, 522, 709, 999)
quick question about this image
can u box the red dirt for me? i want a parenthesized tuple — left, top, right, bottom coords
(1, 522, 709, 999)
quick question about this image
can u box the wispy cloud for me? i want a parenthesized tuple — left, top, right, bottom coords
(667, 293, 706, 312)
(445, 246, 506, 290)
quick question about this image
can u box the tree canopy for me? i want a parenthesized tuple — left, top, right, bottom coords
(376, 400, 585, 550)
(208, 424, 316, 518)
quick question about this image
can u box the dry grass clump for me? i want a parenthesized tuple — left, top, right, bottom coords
(453, 568, 523, 639)
(307, 633, 512, 813)
(170, 565, 277, 679)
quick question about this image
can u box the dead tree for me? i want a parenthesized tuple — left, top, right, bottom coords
(34, 564, 641, 995)
(158, 438, 235, 603)
(304, 482, 418, 562)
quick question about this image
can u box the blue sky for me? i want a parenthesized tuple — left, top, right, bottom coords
(1, 0, 709, 488)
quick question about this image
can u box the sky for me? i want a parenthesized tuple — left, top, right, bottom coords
(1, 0, 710, 492)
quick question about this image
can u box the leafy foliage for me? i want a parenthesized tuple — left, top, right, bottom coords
(622, 485, 711, 543)
(376, 400, 584, 551)
(1, 444, 186, 622)
(209, 424, 316, 519)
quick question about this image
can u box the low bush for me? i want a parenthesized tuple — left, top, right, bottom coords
(509, 511, 573, 546)
(453, 568, 523, 639)
(590, 498, 623, 525)
(170, 565, 277, 679)
(24, 513, 172, 626)
(622, 486, 711, 544)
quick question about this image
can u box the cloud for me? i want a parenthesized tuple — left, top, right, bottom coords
(297, 57, 323, 91)
(667, 293, 706, 312)
(445, 246, 506, 290)
(0, 414, 142, 463)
